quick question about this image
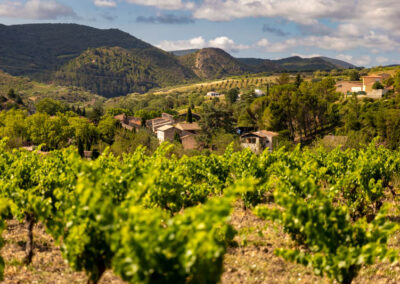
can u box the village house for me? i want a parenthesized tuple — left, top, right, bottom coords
(157, 125, 177, 142)
(175, 122, 202, 150)
(240, 130, 279, 154)
(114, 114, 142, 131)
(146, 113, 175, 133)
(336, 74, 389, 99)
(254, 89, 266, 97)
(335, 81, 363, 94)
(206, 91, 221, 98)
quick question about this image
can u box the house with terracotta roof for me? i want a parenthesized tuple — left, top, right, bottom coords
(114, 114, 142, 131)
(335, 81, 363, 94)
(174, 122, 201, 134)
(362, 76, 383, 93)
(240, 130, 279, 153)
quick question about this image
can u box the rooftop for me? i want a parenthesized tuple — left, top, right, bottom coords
(241, 130, 279, 138)
(157, 125, 175, 132)
(175, 122, 202, 131)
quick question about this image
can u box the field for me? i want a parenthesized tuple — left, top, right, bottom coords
(2, 200, 400, 284)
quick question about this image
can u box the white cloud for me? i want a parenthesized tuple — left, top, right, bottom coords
(354, 56, 371, 66)
(157, 36, 249, 53)
(193, 0, 353, 24)
(125, 0, 194, 10)
(0, 0, 76, 19)
(376, 56, 389, 65)
(94, 0, 116, 7)
(336, 54, 353, 62)
(291, 53, 321, 58)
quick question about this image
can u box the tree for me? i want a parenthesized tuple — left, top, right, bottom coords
(349, 70, 360, 81)
(372, 81, 384, 90)
(295, 74, 303, 88)
(226, 88, 239, 104)
(36, 98, 67, 115)
(89, 103, 104, 124)
(199, 103, 235, 137)
(98, 116, 118, 145)
(276, 73, 290, 85)
(186, 107, 193, 123)
(7, 88, 16, 99)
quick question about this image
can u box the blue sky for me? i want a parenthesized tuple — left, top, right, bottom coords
(1, 0, 400, 67)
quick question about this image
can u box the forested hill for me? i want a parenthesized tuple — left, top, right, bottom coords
(0, 23, 356, 98)
(0, 23, 152, 77)
(177, 48, 246, 79)
(53, 47, 196, 97)
(0, 23, 197, 97)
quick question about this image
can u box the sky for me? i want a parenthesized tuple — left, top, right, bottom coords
(0, 0, 400, 67)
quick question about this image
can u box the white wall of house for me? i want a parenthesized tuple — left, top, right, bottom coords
(351, 87, 362, 92)
(157, 131, 166, 141)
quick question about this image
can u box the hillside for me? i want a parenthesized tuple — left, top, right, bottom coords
(178, 48, 245, 79)
(54, 47, 196, 97)
(0, 23, 356, 98)
(240, 56, 356, 72)
(0, 23, 197, 97)
(176, 48, 355, 75)
(0, 23, 152, 78)
(237, 58, 284, 73)
(0, 69, 103, 108)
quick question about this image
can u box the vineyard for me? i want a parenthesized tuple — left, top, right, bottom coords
(1, 140, 400, 283)
(151, 75, 277, 96)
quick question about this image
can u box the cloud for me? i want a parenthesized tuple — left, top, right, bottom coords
(257, 32, 400, 53)
(136, 14, 194, 24)
(0, 0, 76, 19)
(94, 0, 117, 7)
(262, 24, 289, 37)
(291, 53, 321, 58)
(354, 56, 371, 67)
(336, 54, 353, 62)
(125, 0, 194, 10)
(193, 0, 353, 24)
(376, 56, 389, 65)
(157, 36, 249, 53)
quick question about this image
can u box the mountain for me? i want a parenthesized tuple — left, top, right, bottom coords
(175, 49, 356, 75)
(171, 49, 199, 56)
(178, 48, 245, 79)
(241, 56, 355, 72)
(236, 58, 284, 73)
(0, 23, 196, 97)
(0, 23, 357, 97)
(319, 57, 357, 69)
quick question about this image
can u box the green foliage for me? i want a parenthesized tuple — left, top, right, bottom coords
(256, 174, 398, 284)
(97, 116, 118, 145)
(200, 103, 235, 137)
(372, 81, 384, 90)
(54, 47, 196, 97)
(349, 70, 360, 81)
(186, 107, 193, 123)
(35, 98, 68, 115)
(112, 196, 235, 284)
(226, 87, 240, 104)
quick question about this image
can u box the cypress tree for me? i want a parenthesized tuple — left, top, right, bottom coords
(186, 107, 193, 123)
